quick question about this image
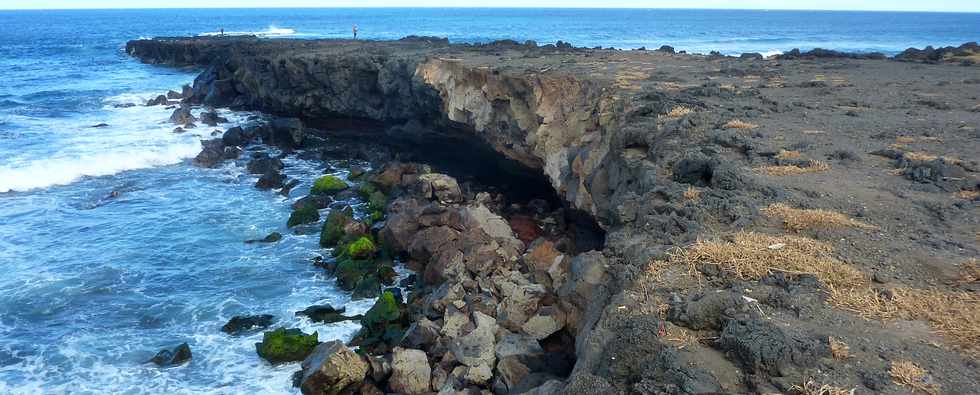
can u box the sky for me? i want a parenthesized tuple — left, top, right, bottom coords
(1, 0, 978, 12)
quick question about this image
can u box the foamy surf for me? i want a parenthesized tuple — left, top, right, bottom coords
(199, 26, 298, 38)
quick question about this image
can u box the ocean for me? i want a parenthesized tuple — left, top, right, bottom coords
(0, 7, 978, 394)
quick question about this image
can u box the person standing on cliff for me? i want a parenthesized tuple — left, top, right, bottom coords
(352, 25, 358, 39)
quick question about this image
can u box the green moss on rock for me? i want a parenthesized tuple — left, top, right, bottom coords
(310, 175, 349, 195)
(352, 276, 381, 299)
(352, 291, 406, 353)
(286, 204, 320, 228)
(319, 207, 353, 247)
(334, 256, 375, 291)
(254, 327, 318, 364)
(346, 236, 376, 259)
(368, 191, 387, 212)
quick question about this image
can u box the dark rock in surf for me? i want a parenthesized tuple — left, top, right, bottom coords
(147, 95, 169, 106)
(148, 343, 192, 367)
(222, 126, 246, 147)
(166, 90, 182, 100)
(246, 155, 284, 175)
(89, 123, 110, 128)
(281, 179, 301, 197)
(292, 194, 332, 211)
(169, 105, 196, 125)
(256, 170, 286, 190)
(267, 117, 306, 149)
(199, 110, 228, 126)
(245, 232, 283, 244)
(192, 138, 225, 168)
(223, 146, 242, 160)
(255, 328, 319, 364)
(296, 304, 360, 324)
(222, 314, 275, 335)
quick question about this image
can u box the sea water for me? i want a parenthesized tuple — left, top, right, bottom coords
(1, 8, 979, 394)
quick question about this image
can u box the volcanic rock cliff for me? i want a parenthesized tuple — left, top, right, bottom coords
(128, 36, 980, 394)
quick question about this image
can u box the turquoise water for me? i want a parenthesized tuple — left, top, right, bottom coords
(1, 8, 979, 393)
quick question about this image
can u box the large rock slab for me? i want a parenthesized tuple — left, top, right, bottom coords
(299, 341, 368, 395)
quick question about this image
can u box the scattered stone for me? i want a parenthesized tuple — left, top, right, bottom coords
(389, 347, 431, 395)
(310, 175, 349, 195)
(147, 94, 169, 106)
(255, 328, 319, 364)
(295, 304, 356, 324)
(192, 138, 225, 168)
(288, 204, 321, 228)
(246, 155, 284, 175)
(221, 314, 275, 335)
(256, 170, 286, 190)
(222, 126, 245, 147)
(298, 341, 368, 395)
(245, 232, 282, 244)
(168, 105, 196, 124)
(148, 343, 192, 366)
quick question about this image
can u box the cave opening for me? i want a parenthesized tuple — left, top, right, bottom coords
(308, 116, 606, 254)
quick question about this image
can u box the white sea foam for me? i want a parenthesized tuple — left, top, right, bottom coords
(199, 26, 298, 38)
(0, 94, 234, 193)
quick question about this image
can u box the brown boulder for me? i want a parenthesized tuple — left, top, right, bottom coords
(389, 347, 432, 395)
(299, 341, 368, 395)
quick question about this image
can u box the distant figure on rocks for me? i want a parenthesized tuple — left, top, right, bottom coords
(352, 25, 358, 39)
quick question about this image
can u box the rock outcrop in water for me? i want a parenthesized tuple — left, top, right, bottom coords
(129, 36, 980, 394)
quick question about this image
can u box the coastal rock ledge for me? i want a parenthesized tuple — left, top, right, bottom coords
(127, 36, 980, 394)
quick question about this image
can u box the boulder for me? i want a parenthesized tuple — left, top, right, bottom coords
(293, 194, 332, 211)
(416, 173, 463, 204)
(148, 343, 192, 366)
(268, 117, 306, 148)
(245, 232, 282, 244)
(351, 290, 407, 353)
(168, 105, 196, 124)
(222, 146, 242, 160)
(449, 311, 497, 368)
(287, 204, 321, 228)
(166, 90, 182, 100)
(246, 155, 284, 175)
(296, 304, 357, 324)
(389, 347, 431, 395)
(256, 170, 286, 190)
(199, 110, 228, 126)
(400, 317, 441, 350)
(281, 179, 301, 197)
(310, 175, 349, 195)
(319, 207, 355, 247)
(221, 314, 275, 335)
(192, 139, 225, 168)
(222, 126, 245, 147)
(147, 94, 169, 106)
(299, 341, 368, 395)
(255, 328, 319, 364)
(521, 306, 566, 340)
(180, 84, 193, 99)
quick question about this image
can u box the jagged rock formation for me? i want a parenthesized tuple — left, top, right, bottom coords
(128, 37, 980, 394)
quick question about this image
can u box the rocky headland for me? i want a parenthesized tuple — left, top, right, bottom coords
(127, 36, 980, 394)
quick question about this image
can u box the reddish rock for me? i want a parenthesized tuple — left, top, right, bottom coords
(508, 215, 542, 245)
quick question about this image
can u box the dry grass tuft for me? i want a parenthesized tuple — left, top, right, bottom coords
(683, 186, 701, 201)
(762, 203, 877, 232)
(663, 325, 701, 349)
(904, 151, 939, 161)
(829, 337, 850, 360)
(754, 160, 830, 176)
(664, 106, 694, 118)
(660, 232, 866, 288)
(891, 288, 980, 352)
(890, 361, 941, 395)
(776, 150, 803, 160)
(896, 136, 917, 143)
(723, 119, 759, 129)
(790, 379, 855, 395)
(954, 189, 980, 200)
(956, 259, 980, 285)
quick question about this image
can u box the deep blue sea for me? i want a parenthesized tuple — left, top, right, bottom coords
(0, 8, 978, 394)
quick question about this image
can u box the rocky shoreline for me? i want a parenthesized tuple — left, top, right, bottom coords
(129, 36, 979, 394)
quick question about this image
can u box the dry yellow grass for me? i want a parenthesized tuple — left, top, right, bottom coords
(790, 379, 854, 395)
(656, 232, 980, 355)
(956, 259, 980, 285)
(762, 203, 877, 232)
(829, 337, 850, 360)
(775, 150, 803, 160)
(664, 106, 694, 118)
(904, 151, 939, 161)
(896, 136, 917, 143)
(754, 160, 830, 176)
(723, 119, 758, 129)
(954, 189, 980, 200)
(683, 186, 701, 201)
(660, 232, 866, 288)
(890, 361, 941, 395)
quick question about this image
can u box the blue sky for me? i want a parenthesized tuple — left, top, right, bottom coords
(2, 1, 978, 12)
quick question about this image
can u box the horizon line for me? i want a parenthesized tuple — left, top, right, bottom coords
(2, 6, 979, 13)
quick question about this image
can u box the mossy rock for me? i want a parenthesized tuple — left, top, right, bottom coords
(334, 256, 378, 291)
(378, 265, 397, 286)
(353, 291, 406, 353)
(352, 276, 381, 299)
(254, 328, 318, 364)
(346, 236, 376, 260)
(319, 207, 353, 248)
(286, 204, 320, 228)
(310, 175, 349, 195)
(355, 182, 378, 200)
(367, 191, 387, 212)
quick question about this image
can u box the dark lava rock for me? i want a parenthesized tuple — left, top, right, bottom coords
(296, 304, 360, 324)
(181, 84, 193, 99)
(221, 314, 275, 335)
(192, 139, 225, 168)
(667, 290, 752, 330)
(147, 94, 169, 106)
(740, 52, 764, 60)
(199, 110, 228, 126)
(246, 155, 284, 175)
(657, 45, 675, 54)
(89, 123, 110, 128)
(287, 204, 321, 228)
(169, 105, 196, 124)
(255, 328, 319, 364)
(166, 90, 182, 100)
(173, 127, 185, 134)
(148, 343, 192, 367)
(245, 232, 282, 244)
(256, 170, 286, 190)
(280, 179, 301, 197)
(222, 126, 245, 147)
(717, 318, 827, 376)
(267, 117, 305, 149)
(222, 146, 242, 160)
(292, 194, 332, 211)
